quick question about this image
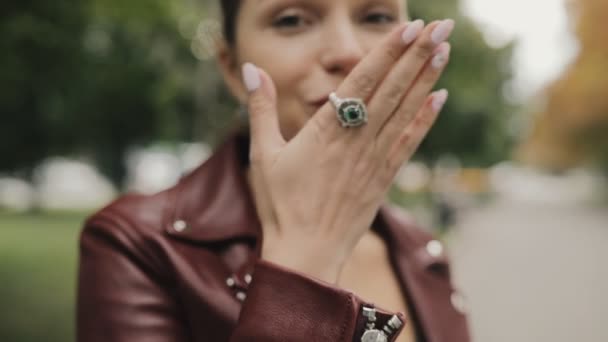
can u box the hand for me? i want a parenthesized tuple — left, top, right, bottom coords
(243, 19, 454, 284)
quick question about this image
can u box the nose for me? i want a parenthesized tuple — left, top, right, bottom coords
(319, 17, 365, 77)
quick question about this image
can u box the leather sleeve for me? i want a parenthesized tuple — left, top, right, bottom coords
(77, 214, 405, 342)
(230, 260, 406, 342)
(77, 216, 191, 342)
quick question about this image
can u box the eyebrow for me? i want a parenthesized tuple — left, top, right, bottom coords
(253, 0, 324, 17)
(253, 0, 406, 19)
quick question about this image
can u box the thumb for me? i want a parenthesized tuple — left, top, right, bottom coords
(242, 63, 285, 158)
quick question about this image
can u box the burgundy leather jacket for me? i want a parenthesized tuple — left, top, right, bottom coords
(77, 132, 470, 342)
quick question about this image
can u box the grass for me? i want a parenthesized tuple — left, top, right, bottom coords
(0, 211, 89, 342)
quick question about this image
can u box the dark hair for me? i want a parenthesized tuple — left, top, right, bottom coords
(220, 0, 242, 45)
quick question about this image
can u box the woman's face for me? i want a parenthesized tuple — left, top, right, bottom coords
(219, 0, 408, 140)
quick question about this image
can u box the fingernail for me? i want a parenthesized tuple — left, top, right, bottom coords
(242, 63, 261, 92)
(432, 89, 449, 112)
(401, 19, 424, 45)
(431, 43, 451, 69)
(431, 19, 455, 45)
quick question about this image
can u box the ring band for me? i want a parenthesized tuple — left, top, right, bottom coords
(329, 92, 368, 128)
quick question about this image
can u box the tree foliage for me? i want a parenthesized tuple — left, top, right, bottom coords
(519, 0, 608, 170)
(1, 0, 199, 183)
(1, 0, 515, 185)
(409, 0, 515, 166)
(1, 0, 88, 175)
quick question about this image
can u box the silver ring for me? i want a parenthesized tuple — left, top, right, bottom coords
(329, 92, 368, 128)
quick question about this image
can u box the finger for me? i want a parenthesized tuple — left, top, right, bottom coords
(377, 42, 451, 152)
(386, 90, 448, 172)
(313, 20, 424, 136)
(367, 19, 454, 135)
(242, 63, 285, 160)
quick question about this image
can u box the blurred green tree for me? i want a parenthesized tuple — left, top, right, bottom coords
(0, 0, 200, 184)
(1, 0, 514, 185)
(409, 0, 516, 167)
(73, 0, 200, 183)
(0, 0, 88, 176)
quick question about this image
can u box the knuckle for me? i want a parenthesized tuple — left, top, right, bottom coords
(384, 45, 402, 63)
(413, 39, 436, 61)
(248, 95, 271, 115)
(384, 83, 405, 103)
(398, 132, 413, 146)
(382, 91, 403, 112)
(395, 107, 417, 125)
(350, 73, 376, 95)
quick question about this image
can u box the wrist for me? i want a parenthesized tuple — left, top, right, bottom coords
(261, 242, 347, 284)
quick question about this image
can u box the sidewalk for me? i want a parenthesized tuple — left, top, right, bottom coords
(447, 199, 608, 341)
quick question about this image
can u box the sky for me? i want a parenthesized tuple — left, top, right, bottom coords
(463, 0, 579, 102)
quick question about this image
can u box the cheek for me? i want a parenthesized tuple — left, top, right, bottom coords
(359, 29, 395, 53)
(242, 37, 317, 137)
(251, 39, 314, 93)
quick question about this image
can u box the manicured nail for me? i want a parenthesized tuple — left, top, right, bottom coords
(431, 42, 451, 69)
(431, 19, 455, 45)
(401, 19, 424, 45)
(432, 89, 449, 112)
(242, 63, 261, 92)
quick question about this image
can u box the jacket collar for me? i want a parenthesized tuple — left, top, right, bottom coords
(164, 130, 262, 242)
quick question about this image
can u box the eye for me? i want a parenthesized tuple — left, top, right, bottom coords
(272, 14, 309, 28)
(364, 12, 396, 24)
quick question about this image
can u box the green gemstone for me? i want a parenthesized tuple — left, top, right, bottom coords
(346, 107, 360, 121)
(337, 101, 367, 127)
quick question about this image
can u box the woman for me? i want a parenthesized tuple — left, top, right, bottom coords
(77, 0, 470, 341)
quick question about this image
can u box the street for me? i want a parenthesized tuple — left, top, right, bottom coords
(448, 199, 608, 341)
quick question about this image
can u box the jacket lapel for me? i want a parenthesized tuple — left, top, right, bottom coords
(378, 206, 470, 342)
